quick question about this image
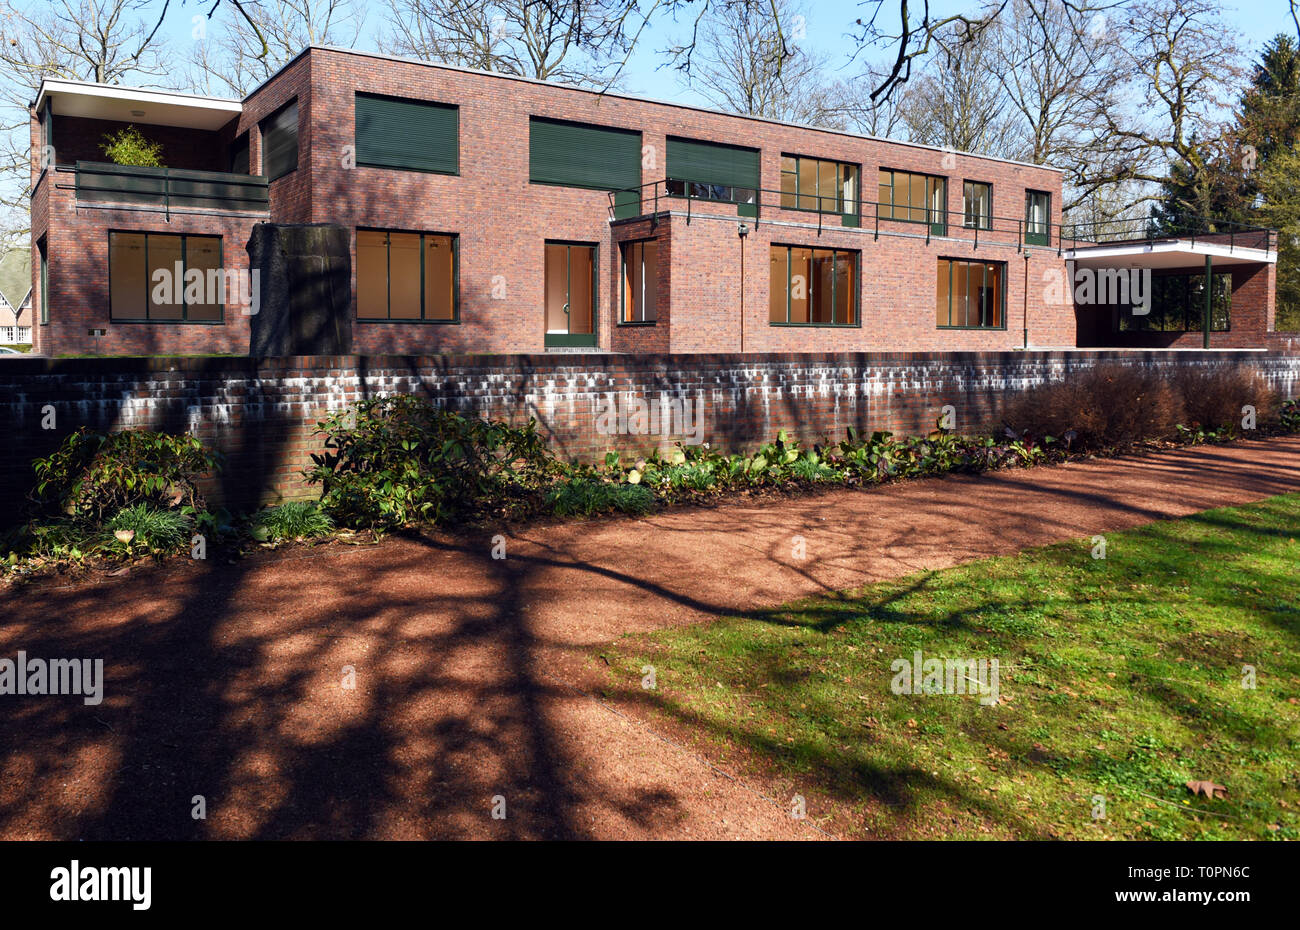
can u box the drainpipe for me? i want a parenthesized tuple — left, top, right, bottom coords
(738, 222, 749, 352)
(1022, 250, 1031, 349)
(1203, 253, 1212, 350)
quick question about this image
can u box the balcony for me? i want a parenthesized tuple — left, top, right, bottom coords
(64, 161, 269, 217)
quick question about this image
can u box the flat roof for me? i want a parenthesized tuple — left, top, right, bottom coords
(33, 80, 241, 131)
(1065, 240, 1277, 268)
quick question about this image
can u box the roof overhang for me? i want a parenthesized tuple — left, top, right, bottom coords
(1064, 239, 1277, 269)
(33, 80, 242, 131)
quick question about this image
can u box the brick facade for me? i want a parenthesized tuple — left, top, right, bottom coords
(28, 46, 1278, 358)
(2, 350, 1297, 515)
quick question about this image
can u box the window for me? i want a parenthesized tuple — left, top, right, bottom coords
(1025, 190, 1051, 246)
(356, 93, 458, 175)
(37, 238, 48, 325)
(963, 181, 992, 230)
(356, 230, 457, 322)
(109, 232, 223, 322)
(878, 169, 947, 232)
(261, 99, 298, 181)
(665, 137, 760, 212)
(769, 245, 858, 326)
(936, 259, 1004, 328)
(1118, 272, 1230, 332)
(780, 155, 859, 215)
(620, 239, 659, 324)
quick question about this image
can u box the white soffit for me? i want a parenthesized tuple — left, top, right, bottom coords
(35, 80, 241, 131)
(1065, 240, 1277, 268)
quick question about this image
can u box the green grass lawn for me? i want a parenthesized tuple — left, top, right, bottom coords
(604, 493, 1300, 839)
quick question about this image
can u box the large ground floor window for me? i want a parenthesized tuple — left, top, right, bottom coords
(936, 258, 1004, 329)
(768, 245, 858, 326)
(109, 232, 222, 322)
(356, 229, 457, 321)
(1117, 272, 1231, 332)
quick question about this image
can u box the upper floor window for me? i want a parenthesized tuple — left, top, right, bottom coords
(665, 136, 760, 213)
(1025, 190, 1051, 246)
(260, 99, 298, 182)
(356, 93, 458, 175)
(620, 239, 659, 324)
(109, 232, 223, 323)
(769, 245, 858, 326)
(936, 259, 1004, 329)
(878, 169, 946, 233)
(356, 229, 457, 322)
(963, 181, 992, 230)
(780, 155, 859, 215)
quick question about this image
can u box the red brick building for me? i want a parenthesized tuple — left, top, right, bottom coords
(27, 46, 1279, 358)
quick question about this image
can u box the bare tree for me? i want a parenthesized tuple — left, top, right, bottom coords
(188, 0, 365, 96)
(382, 0, 625, 87)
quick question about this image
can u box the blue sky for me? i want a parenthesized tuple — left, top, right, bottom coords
(38, 0, 1300, 100)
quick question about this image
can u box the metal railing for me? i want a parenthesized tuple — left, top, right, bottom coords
(607, 179, 1058, 252)
(1060, 216, 1276, 254)
(66, 161, 270, 218)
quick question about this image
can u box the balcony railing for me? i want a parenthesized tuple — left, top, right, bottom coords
(1060, 216, 1276, 254)
(69, 161, 270, 217)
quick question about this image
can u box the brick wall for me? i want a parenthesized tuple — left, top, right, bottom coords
(2, 349, 1297, 516)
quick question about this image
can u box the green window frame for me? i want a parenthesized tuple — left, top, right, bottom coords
(768, 244, 859, 327)
(1025, 190, 1051, 246)
(1117, 272, 1230, 332)
(963, 181, 992, 230)
(936, 258, 1006, 329)
(356, 92, 459, 175)
(261, 99, 298, 182)
(108, 231, 225, 323)
(620, 239, 659, 324)
(37, 237, 48, 325)
(779, 155, 860, 217)
(878, 169, 947, 235)
(355, 228, 459, 323)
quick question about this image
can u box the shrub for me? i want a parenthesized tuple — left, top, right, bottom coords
(547, 477, 654, 517)
(1171, 367, 1276, 431)
(1282, 399, 1300, 432)
(251, 500, 333, 541)
(100, 125, 163, 167)
(31, 428, 222, 523)
(105, 505, 191, 552)
(307, 395, 560, 529)
(1001, 364, 1184, 450)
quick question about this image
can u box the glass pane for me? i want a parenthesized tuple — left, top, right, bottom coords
(953, 260, 971, 326)
(110, 232, 147, 320)
(356, 230, 388, 319)
(818, 160, 837, 212)
(909, 173, 926, 222)
(798, 158, 818, 210)
(424, 235, 455, 320)
(935, 260, 950, 327)
(928, 178, 946, 225)
(568, 245, 594, 335)
(148, 235, 184, 320)
(812, 249, 834, 323)
(835, 251, 856, 324)
(622, 241, 641, 323)
(841, 165, 858, 214)
(982, 263, 1002, 326)
(545, 243, 569, 333)
(185, 236, 222, 321)
(642, 240, 658, 322)
(769, 246, 787, 323)
(780, 157, 797, 209)
(388, 232, 421, 320)
(789, 247, 812, 323)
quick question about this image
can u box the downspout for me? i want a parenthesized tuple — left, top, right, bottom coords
(1022, 250, 1030, 349)
(1203, 253, 1212, 350)
(738, 222, 749, 352)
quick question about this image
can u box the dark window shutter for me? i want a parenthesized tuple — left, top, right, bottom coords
(529, 117, 641, 192)
(666, 137, 760, 189)
(230, 133, 250, 175)
(355, 93, 458, 174)
(261, 100, 298, 181)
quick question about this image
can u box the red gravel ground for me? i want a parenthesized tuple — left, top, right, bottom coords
(1, 437, 1297, 840)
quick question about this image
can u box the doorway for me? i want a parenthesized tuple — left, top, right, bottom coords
(544, 241, 596, 348)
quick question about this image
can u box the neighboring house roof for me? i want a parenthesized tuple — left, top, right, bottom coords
(0, 251, 32, 319)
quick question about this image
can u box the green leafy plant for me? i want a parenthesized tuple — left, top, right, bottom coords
(1280, 399, 1300, 432)
(251, 500, 334, 541)
(100, 125, 164, 167)
(105, 504, 191, 553)
(547, 477, 654, 517)
(31, 427, 222, 524)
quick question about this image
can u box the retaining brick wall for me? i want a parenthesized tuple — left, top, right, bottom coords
(1, 349, 1298, 516)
